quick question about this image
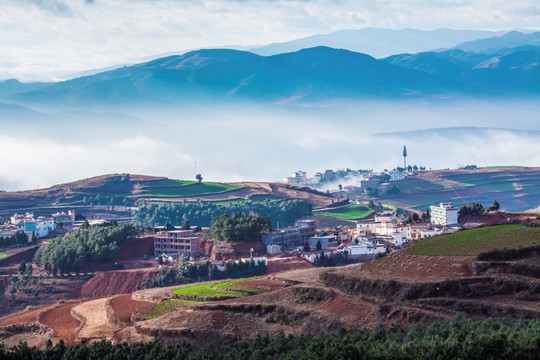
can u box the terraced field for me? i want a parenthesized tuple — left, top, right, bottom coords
(139, 179, 241, 198)
(382, 167, 540, 212)
(138, 299, 207, 320)
(318, 205, 373, 220)
(407, 224, 540, 255)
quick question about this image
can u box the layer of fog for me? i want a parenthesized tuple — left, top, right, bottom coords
(1, 99, 539, 191)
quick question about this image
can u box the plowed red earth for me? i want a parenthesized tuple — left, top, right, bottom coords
(81, 269, 158, 298)
(39, 302, 83, 345)
(109, 294, 154, 324)
(0, 304, 51, 327)
(267, 257, 313, 273)
(357, 249, 475, 282)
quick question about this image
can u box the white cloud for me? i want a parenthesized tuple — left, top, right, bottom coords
(0, 0, 539, 81)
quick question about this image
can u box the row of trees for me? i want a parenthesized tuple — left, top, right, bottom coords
(33, 223, 135, 275)
(132, 199, 313, 228)
(211, 214, 271, 242)
(459, 200, 500, 216)
(142, 256, 267, 289)
(1, 316, 539, 359)
(0, 230, 33, 247)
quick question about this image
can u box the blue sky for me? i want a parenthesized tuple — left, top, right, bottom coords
(1, 0, 539, 81)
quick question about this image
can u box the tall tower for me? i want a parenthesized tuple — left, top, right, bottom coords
(403, 145, 407, 170)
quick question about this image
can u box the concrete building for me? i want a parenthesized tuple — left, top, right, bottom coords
(261, 219, 318, 250)
(430, 202, 459, 226)
(308, 235, 337, 249)
(154, 230, 201, 258)
(25, 217, 55, 238)
(388, 171, 405, 181)
(283, 171, 307, 185)
(420, 229, 445, 239)
(266, 244, 282, 255)
(53, 210, 75, 229)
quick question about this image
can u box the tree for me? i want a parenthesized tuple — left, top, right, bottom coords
(303, 243, 310, 252)
(488, 200, 500, 212)
(164, 222, 175, 230)
(82, 220, 90, 229)
(316, 240, 322, 251)
(196, 174, 203, 183)
(18, 260, 26, 274)
(181, 219, 191, 230)
(31, 231, 38, 243)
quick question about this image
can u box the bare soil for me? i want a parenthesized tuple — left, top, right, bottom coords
(109, 294, 154, 324)
(357, 249, 475, 282)
(80, 269, 159, 298)
(38, 301, 83, 345)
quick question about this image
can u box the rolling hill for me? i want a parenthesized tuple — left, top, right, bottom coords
(377, 167, 540, 212)
(0, 174, 334, 212)
(2, 44, 540, 108)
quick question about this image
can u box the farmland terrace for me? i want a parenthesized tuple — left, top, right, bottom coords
(0, 174, 334, 212)
(1, 223, 539, 347)
(381, 166, 540, 212)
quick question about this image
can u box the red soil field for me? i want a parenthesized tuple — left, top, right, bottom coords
(0, 304, 52, 327)
(109, 294, 154, 324)
(356, 249, 475, 282)
(267, 257, 313, 273)
(81, 269, 159, 298)
(38, 302, 83, 345)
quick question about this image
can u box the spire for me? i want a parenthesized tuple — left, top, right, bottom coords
(403, 145, 407, 170)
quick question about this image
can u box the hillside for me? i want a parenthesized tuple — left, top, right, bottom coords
(3, 45, 540, 108)
(376, 167, 540, 212)
(1, 223, 539, 348)
(0, 174, 334, 212)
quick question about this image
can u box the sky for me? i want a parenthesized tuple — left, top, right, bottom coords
(1, 0, 540, 81)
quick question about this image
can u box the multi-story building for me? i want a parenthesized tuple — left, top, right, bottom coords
(262, 219, 318, 250)
(25, 217, 56, 238)
(53, 210, 75, 229)
(283, 171, 307, 185)
(154, 230, 201, 258)
(430, 202, 459, 226)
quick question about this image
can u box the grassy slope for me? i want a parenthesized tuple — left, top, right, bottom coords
(139, 180, 241, 197)
(384, 168, 540, 212)
(318, 205, 373, 220)
(0, 253, 8, 260)
(407, 224, 540, 255)
(138, 299, 207, 320)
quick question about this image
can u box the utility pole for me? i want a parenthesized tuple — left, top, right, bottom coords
(403, 145, 407, 171)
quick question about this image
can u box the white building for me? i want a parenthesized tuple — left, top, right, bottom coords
(25, 217, 56, 238)
(420, 229, 446, 239)
(266, 244, 282, 255)
(374, 211, 395, 223)
(388, 171, 405, 181)
(430, 202, 459, 226)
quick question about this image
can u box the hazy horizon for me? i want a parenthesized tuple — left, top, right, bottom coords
(1, 99, 539, 192)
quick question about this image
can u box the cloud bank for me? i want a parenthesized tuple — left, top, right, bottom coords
(0, 0, 539, 81)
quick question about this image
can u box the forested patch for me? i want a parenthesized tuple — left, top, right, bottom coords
(132, 199, 313, 228)
(1, 317, 539, 359)
(33, 223, 134, 275)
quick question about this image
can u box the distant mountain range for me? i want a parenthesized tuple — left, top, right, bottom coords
(452, 31, 540, 53)
(248, 28, 507, 58)
(1, 30, 539, 107)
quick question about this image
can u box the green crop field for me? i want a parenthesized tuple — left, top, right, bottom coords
(407, 225, 540, 256)
(172, 277, 263, 298)
(318, 205, 373, 220)
(212, 277, 264, 293)
(138, 299, 207, 320)
(0, 253, 9, 260)
(140, 180, 242, 197)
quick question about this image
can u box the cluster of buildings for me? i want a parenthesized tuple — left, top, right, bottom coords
(0, 210, 76, 242)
